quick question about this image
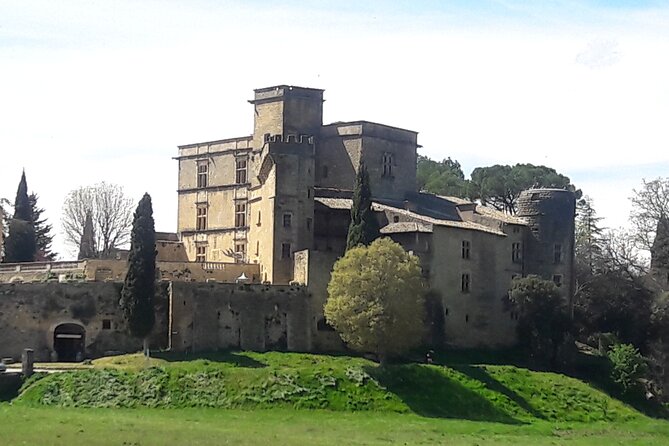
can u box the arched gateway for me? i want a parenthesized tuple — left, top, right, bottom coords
(53, 323, 85, 362)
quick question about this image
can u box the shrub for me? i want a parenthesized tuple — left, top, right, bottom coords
(607, 343, 648, 393)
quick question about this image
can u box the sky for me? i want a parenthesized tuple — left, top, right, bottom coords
(1, 0, 668, 259)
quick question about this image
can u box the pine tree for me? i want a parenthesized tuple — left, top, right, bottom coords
(346, 163, 380, 250)
(29, 193, 57, 261)
(120, 194, 156, 356)
(4, 171, 37, 262)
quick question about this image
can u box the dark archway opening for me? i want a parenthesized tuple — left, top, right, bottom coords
(53, 323, 85, 362)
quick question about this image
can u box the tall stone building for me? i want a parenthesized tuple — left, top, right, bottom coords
(176, 85, 575, 348)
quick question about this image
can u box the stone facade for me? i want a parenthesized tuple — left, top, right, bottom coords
(0, 282, 169, 362)
(176, 85, 576, 349)
(0, 281, 313, 362)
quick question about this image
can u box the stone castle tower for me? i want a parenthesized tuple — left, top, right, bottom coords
(516, 189, 576, 302)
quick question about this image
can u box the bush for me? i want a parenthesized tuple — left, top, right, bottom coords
(607, 343, 648, 393)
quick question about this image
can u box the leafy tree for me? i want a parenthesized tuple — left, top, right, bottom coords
(574, 224, 654, 350)
(325, 238, 426, 365)
(346, 163, 380, 250)
(508, 276, 571, 367)
(470, 163, 579, 214)
(29, 193, 57, 261)
(61, 182, 133, 258)
(120, 194, 156, 356)
(4, 171, 37, 262)
(607, 343, 648, 394)
(630, 177, 669, 252)
(416, 155, 469, 198)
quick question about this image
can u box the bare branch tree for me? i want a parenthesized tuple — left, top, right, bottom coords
(630, 178, 669, 252)
(61, 182, 134, 258)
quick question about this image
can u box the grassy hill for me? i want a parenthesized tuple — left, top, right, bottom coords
(15, 351, 645, 424)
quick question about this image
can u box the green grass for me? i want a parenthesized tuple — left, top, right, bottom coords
(14, 351, 648, 423)
(1, 405, 668, 445)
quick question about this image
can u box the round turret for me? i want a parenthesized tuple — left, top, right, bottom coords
(516, 189, 576, 299)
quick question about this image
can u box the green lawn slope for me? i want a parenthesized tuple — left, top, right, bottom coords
(14, 351, 645, 424)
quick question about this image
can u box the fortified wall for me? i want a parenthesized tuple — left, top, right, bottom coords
(0, 281, 316, 362)
(0, 282, 170, 362)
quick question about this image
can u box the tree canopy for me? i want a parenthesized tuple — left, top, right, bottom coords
(415, 155, 579, 214)
(61, 182, 134, 258)
(470, 163, 579, 214)
(325, 238, 426, 364)
(508, 275, 571, 366)
(416, 155, 468, 198)
(120, 193, 156, 355)
(631, 177, 669, 254)
(346, 163, 380, 250)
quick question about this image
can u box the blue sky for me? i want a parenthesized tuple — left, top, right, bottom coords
(1, 0, 668, 257)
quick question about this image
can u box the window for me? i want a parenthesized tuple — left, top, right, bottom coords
(235, 243, 246, 261)
(512, 242, 522, 263)
(196, 245, 206, 262)
(236, 159, 247, 184)
(307, 188, 311, 198)
(283, 213, 292, 228)
(382, 152, 394, 177)
(554, 243, 563, 264)
(465, 314, 470, 323)
(306, 217, 312, 231)
(255, 241, 260, 256)
(317, 318, 336, 332)
(102, 319, 111, 330)
(553, 274, 563, 287)
(281, 242, 291, 259)
(257, 211, 261, 226)
(197, 160, 208, 188)
(196, 204, 207, 230)
(461, 240, 471, 259)
(393, 215, 400, 223)
(235, 203, 246, 227)
(513, 226, 520, 234)
(461, 273, 470, 293)
(322, 166, 328, 178)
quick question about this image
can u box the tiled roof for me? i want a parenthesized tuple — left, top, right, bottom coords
(314, 197, 507, 236)
(380, 222, 433, 234)
(437, 195, 528, 225)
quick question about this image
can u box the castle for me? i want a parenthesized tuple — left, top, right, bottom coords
(0, 85, 575, 362)
(175, 85, 576, 349)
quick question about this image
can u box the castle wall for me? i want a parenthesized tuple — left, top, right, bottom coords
(0, 282, 169, 362)
(169, 282, 312, 353)
(426, 226, 519, 348)
(292, 249, 345, 352)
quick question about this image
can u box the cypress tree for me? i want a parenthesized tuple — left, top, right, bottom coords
(120, 194, 156, 356)
(4, 171, 37, 262)
(13, 171, 31, 221)
(346, 163, 380, 250)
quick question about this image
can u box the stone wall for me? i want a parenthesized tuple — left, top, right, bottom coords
(169, 282, 312, 353)
(0, 282, 169, 361)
